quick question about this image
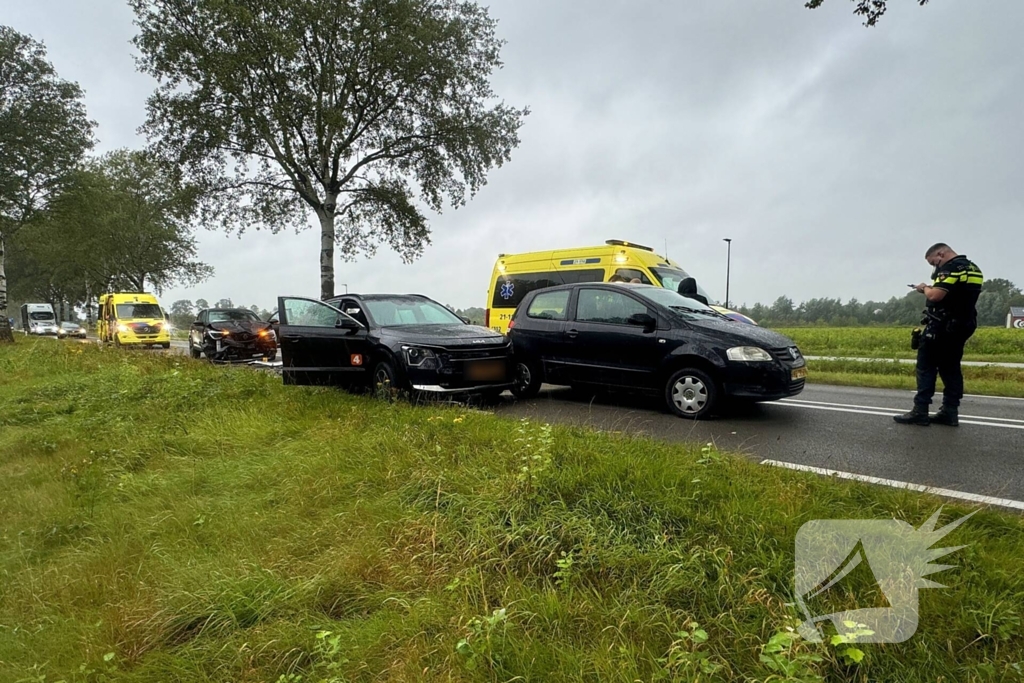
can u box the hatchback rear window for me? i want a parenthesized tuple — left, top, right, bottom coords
(527, 290, 570, 320)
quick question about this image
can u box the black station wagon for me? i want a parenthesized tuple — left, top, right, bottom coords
(507, 283, 806, 419)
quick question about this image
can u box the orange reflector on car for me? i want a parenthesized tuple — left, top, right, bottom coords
(351, 354, 363, 366)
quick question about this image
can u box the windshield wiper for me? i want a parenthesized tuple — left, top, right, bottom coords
(669, 306, 727, 319)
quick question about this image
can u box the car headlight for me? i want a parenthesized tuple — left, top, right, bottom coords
(117, 324, 130, 333)
(726, 346, 772, 362)
(403, 346, 437, 369)
(163, 323, 173, 332)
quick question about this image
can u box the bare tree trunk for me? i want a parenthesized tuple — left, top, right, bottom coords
(0, 232, 13, 343)
(318, 209, 335, 300)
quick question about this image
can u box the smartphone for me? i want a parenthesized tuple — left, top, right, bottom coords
(907, 284, 917, 288)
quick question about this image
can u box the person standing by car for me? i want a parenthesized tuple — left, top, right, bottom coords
(894, 243, 983, 427)
(677, 277, 710, 306)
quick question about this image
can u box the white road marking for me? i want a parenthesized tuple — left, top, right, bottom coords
(761, 460, 1024, 511)
(781, 398, 1024, 424)
(774, 399, 1024, 430)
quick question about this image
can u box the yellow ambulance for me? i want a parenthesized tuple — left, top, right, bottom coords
(485, 240, 753, 334)
(97, 292, 172, 348)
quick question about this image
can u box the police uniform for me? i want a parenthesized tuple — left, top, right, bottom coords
(913, 254, 983, 415)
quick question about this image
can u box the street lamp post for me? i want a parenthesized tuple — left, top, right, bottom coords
(722, 238, 732, 309)
(340, 283, 348, 295)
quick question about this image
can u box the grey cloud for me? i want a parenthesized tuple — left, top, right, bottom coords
(5, 0, 1021, 312)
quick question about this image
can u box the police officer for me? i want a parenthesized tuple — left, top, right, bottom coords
(894, 243, 983, 426)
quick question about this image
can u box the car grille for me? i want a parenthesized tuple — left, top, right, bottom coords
(770, 346, 803, 364)
(438, 345, 510, 363)
(129, 323, 161, 335)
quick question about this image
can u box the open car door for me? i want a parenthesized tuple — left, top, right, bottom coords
(277, 296, 371, 386)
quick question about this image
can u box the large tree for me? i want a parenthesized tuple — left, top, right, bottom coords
(0, 26, 94, 341)
(129, 0, 527, 300)
(805, 0, 929, 26)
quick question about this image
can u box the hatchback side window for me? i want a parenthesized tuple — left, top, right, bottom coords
(283, 298, 344, 327)
(575, 289, 649, 325)
(527, 291, 570, 321)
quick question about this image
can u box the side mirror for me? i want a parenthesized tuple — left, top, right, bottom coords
(458, 315, 470, 324)
(336, 316, 362, 331)
(344, 307, 361, 316)
(628, 312, 657, 331)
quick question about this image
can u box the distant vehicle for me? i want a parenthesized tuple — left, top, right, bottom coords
(276, 293, 512, 399)
(20, 303, 58, 335)
(97, 292, 172, 349)
(507, 283, 805, 419)
(188, 308, 277, 362)
(57, 321, 87, 339)
(486, 239, 756, 334)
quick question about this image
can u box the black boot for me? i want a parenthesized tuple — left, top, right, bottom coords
(893, 404, 931, 426)
(930, 405, 959, 426)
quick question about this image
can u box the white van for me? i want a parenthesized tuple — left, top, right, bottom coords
(21, 303, 58, 335)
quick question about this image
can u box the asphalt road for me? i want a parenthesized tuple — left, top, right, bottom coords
(59, 334, 1024, 510)
(488, 383, 1024, 510)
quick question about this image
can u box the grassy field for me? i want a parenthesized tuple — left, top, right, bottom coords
(2, 339, 1024, 682)
(777, 327, 1024, 363)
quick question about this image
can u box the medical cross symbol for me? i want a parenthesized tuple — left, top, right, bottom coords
(500, 282, 515, 300)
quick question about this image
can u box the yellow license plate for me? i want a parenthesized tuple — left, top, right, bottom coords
(792, 367, 808, 380)
(466, 360, 506, 381)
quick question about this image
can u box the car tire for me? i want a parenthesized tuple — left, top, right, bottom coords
(372, 360, 401, 401)
(114, 336, 122, 349)
(189, 339, 201, 359)
(263, 351, 277, 362)
(161, 343, 171, 350)
(510, 359, 542, 399)
(665, 367, 718, 420)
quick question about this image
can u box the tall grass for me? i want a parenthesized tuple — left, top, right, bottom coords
(1, 340, 1023, 682)
(777, 327, 1024, 362)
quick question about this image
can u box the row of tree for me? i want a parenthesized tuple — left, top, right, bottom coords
(6, 150, 211, 322)
(734, 279, 1024, 327)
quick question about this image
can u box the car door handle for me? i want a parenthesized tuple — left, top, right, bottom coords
(281, 334, 301, 341)
(565, 328, 578, 339)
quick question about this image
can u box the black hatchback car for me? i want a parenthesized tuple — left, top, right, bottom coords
(508, 283, 806, 419)
(277, 294, 512, 397)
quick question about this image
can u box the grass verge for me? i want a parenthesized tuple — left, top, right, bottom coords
(805, 359, 1024, 398)
(1, 339, 1023, 682)
(777, 327, 1024, 363)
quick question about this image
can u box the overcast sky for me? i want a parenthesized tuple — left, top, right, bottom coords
(4, 0, 1021, 311)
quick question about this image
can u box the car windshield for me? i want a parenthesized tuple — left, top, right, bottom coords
(650, 268, 715, 303)
(29, 312, 54, 321)
(116, 303, 163, 319)
(363, 297, 464, 326)
(61, 322, 80, 329)
(208, 310, 261, 323)
(638, 287, 727, 318)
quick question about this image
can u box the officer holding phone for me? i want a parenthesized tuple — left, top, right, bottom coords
(894, 243, 984, 426)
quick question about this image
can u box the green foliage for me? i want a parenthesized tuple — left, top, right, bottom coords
(129, 0, 528, 299)
(805, 0, 930, 27)
(2, 339, 1024, 681)
(0, 25, 94, 326)
(7, 149, 212, 308)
